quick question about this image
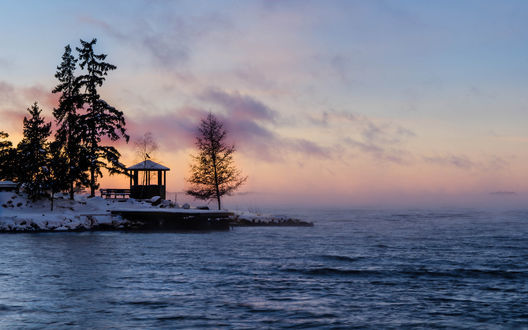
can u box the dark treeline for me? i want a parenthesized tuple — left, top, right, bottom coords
(0, 39, 128, 209)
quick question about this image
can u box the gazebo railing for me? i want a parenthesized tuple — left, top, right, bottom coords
(100, 188, 131, 199)
(130, 185, 166, 200)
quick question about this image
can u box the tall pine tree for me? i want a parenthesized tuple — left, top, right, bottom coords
(52, 44, 89, 199)
(17, 103, 52, 201)
(76, 38, 129, 197)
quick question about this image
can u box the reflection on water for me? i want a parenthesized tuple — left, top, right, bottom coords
(1, 209, 527, 328)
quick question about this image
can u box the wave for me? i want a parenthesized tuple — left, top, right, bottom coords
(320, 255, 363, 262)
(282, 267, 528, 279)
(282, 267, 380, 276)
(389, 211, 481, 221)
(126, 301, 169, 308)
(403, 268, 528, 279)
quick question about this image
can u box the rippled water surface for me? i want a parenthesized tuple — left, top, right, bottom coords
(1, 209, 527, 328)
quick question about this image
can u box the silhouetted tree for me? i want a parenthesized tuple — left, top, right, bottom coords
(17, 103, 52, 200)
(52, 44, 89, 199)
(135, 131, 159, 162)
(134, 131, 159, 186)
(76, 38, 129, 197)
(0, 131, 17, 182)
(44, 140, 70, 211)
(186, 113, 247, 210)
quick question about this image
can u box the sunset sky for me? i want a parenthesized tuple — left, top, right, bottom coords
(1, 0, 528, 208)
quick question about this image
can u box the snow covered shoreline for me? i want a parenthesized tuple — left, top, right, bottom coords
(0, 192, 145, 232)
(0, 192, 313, 232)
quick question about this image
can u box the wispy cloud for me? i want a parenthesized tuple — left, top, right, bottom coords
(0, 81, 58, 109)
(0, 81, 58, 133)
(308, 110, 358, 127)
(127, 106, 207, 151)
(309, 109, 416, 163)
(200, 87, 277, 123)
(422, 154, 509, 171)
(127, 87, 336, 161)
(0, 57, 12, 69)
(78, 8, 232, 69)
(0, 81, 16, 105)
(490, 191, 517, 196)
(423, 154, 474, 169)
(345, 137, 412, 164)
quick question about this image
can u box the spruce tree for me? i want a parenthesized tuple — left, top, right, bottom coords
(17, 103, 52, 200)
(0, 131, 11, 152)
(0, 131, 16, 181)
(76, 38, 129, 197)
(186, 113, 247, 210)
(52, 44, 89, 199)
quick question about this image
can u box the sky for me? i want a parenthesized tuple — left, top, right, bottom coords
(1, 0, 528, 208)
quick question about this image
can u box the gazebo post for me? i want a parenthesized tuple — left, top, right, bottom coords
(163, 171, 167, 199)
(157, 170, 163, 199)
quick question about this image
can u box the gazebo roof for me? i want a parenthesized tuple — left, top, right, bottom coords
(127, 160, 170, 171)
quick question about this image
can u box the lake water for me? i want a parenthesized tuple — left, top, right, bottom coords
(1, 209, 527, 328)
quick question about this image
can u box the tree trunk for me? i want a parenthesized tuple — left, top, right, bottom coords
(50, 191, 54, 211)
(69, 181, 74, 200)
(90, 166, 95, 197)
(212, 153, 221, 210)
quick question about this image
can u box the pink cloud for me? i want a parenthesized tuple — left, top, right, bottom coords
(126, 106, 208, 151)
(126, 89, 334, 162)
(200, 87, 277, 123)
(21, 85, 60, 110)
(0, 82, 60, 135)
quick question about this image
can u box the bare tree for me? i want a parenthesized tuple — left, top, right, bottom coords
(134, 131, 158, 162)
(134, 131, 159, 186)
(186, 113, 247, 210)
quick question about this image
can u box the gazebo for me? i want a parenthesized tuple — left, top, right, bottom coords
(126, 160, 170, 200)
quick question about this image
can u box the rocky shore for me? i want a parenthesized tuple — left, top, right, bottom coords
(230, 215, 314, 227)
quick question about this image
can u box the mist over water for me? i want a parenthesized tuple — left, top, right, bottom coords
(175, 189, 528, 211)
(1, 209, 527, 328)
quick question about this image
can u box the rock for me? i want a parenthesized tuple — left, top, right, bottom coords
(159, 200, 171, 208)
(182, 203, 190, 209)
(197, 206, 209, 210)
(150, 196, 161, 206)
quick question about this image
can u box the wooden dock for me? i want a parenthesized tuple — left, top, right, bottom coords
(110, 209, 233, 231)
